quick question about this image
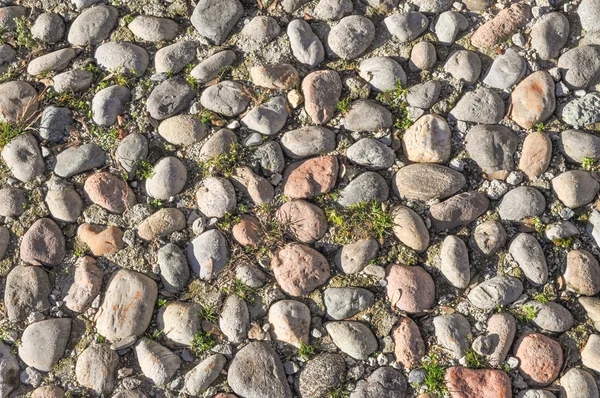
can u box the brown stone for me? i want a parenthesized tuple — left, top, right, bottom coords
(271, 243, 330, 296)
(302, 70, 342, 125)
(283, 156, 338, 199)
(445, 367, 511, 398)
(392, 317, 425, 369)
(31, 385, 66, 398)
(565, 249, 600, 296)
(514, 333, 563, 387)
(231, 166, 274, 205)
(276, 200, 327, 244)
(84, 171, 136, 214)
(471, 3, 531, 48)
(386, 264, 435, 313)
(486, 313, 517, 366)
(78, 223, 125, 256)
(64, 256, 104, 313)
(137, 208, 186, 241)
(511, 71, 555, 129)
(429, 192, 489, 230)
(20, 218, 66, 266)
(391, 205, 430, 253)
(232, 215, 263, 246)
(250, 64, 299, 90)
(519, 131, 552, 179)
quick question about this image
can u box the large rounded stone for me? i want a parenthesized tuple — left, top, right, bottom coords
(283, 156, 338, 199)
(146, 157, 187, 200)
(186, 229, 229, 280)
(498, 187, 545, 221)
(511, 71, 556, 129)
(325, 321, 378, 360)
(20, 218, 65, 266)
(272, 244, 330, 296)
(468, 276, 523, 309)
(440, 235, 470, 289)
(429, 192, 489, 230)
(391, 205, 429, 252)
(4, 265, 51, 321)
(393, 164, 465, 201)
(19, 318, 71, 372)
(465, 124, 519, 179)
(552, 170, 599, 208)
(276, 200, 327, 244)
(402, 114, 451, 163)
(514, 333, 563, 387)
(386, 264, 435, 313)
(565, 250, 600, 296)
(268, 299, 311, 347)
(75, 343, 119, 395)
(327, 15, 375, 60)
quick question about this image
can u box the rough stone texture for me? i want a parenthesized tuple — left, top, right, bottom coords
(392, 317, 425, 369)
(386, 264, 434, 313)
(4, 265, 51, 321)
(393, 164, 465, 201)
(445, 367, 512, 398)
(514, 334, 563, 387)
(272, 244, 330, 296)
(471, 3, 531, 48)
(429, 192, 489, 230)
(19, 318, 71, 372)
(511, 71, 555, 129)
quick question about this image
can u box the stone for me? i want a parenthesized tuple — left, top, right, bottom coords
(324, 287, 374, 320)
(444, 50, 481, 85)
(552, 170, 599, 208)
(116, 134, 148, 178)
(54, 143, 106, 178)
(350, 367, 407, 398)
(337, 171, 389, 207)
(0, 44, 16, 72)
(134, 339, 181, 386)
(288, 19, 324, 68)
(560, 93, 600, 127)
(530, 13, 569, 61)
(92, 85, 130, 127)
(75, 343, 118, 395)
(403, 114, 452, 163)
(84, 172, 136, 214)
(0, 187, 26, 217)
(250, 64, 298, 90)
(19, 318, 71, 372)
(183, 354, 227, 396)
(519, 131, 552, 179)
(383, 12, 429, 42)
(392, 317, 425, 369)
(328, 15, 375, 60)
(325, 321, 378, 360)
(272, 244, 329, 296)
(527, 301, 574, 333)
(281, 0, 310, 12)
(67, 5, 119, 46)
(158, 115, 207, 147)
(433, 314, 470, 359)
(511, 71, 556, 129)
(303, 70, 341, 125)
(471, 3, 531, 48)
(201, 80, 250, 117)
(314, 0, 353, 20)
(30, 385, 66, 398)
(406, 80, 441, 109)
(347, 138, 395, 170)
(445, 367, 511, 398)
(236, 264, 267, 288)
(52, 70, 93, 93)
(499, 187, 545, 221)
(232, 215, 263, 247)
(233, 166, 273, 205)
(559, 129, 600, 163)
(157, 301, 201, 346)
(485, 313, 516, 366)
(195, 176, 236, 218)
(283, 156, 338, 199)
(410, 41, 436, 71)
(435, 11, 469, 45)
(190, 50, 236, 83)
(579, 0, 600, 32)
(241, 96, 288, 135)
(386, 264, 435, 313)
(191, 0, 243, 45)
(64, 256, 103, 313)
(335, 239, 379, 274)
(199, 129, 238, 162)
(138, 208, 186, 241)
(27, 49, 76, 76)
(558, 46, 600, 90)
(281, 126, 336, 159)
(78, 224, 124, 256)
(581, 334, 600, 373)
(228, 342, 292, 398)
(465, 124, 518, 179)
(4, 265, 51, 322)
(580, 297, 600, 332)
(2, 134, 44, 182)
(220, 295, 250, 343)
(393, 164, 465, 201)
(128, 16, 178, 42)
(240, 16, 280, 42)
(39, 106, 72, 143)
(186, 229, 229, 280)
(21, 218, 65, 266)
(440, 235, 470, 289)
(514, 333, 563, 387)
(157, 244, 189, 293)
(268, 299, 310, 347)
(359, 57, 407, 92)
(429, 192, 489, 230)
(147, 78, 195, 120)
(0, 226, 8, 261)
(0, 6, 25, 31)
(565, 250, 600, 295)
(96, 269, 158, 341)
(450, 88, 505, 124)
(391, 205, 429, 252)
(276, 200, 327, 244)
(146, 157, 187, 200)
(298, 353, 346, 398)
(94, 42, 149, 76)
(483, 48, 526, 89)
(343, 100, 393, 132)
(0, 81, 38, 123)
(559, 368, 599, 398)
(468, 276, 523, 309)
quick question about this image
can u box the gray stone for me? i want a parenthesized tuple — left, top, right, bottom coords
(191, 0, 243, 44)
(268, 300, 311, 347)
(253, 141, 285, 176)
(559, 129, 600, 163)
(552, 170, 599, 208)
(236, 265, 268, 288)
(328, 15, 375, 60)
(201, 80, 250, 117)
(414, 0, 452, 12)
(429, 192, 489, 230)
(0, 81, 38, 123)
(403, 114, 452, 163)
(350, 367, 407, 398)
(337, 171, 389, 207)
(281, 0, 310, 12)
(54, 143, 106, 178)
(220, 295, 250, 343)
(94, 42, 149, 76)
(67, 4, 118, 46)
(468, 276, 523, 309)
(158, 244, 190, 293)
(410, 41, 436, 71)
(509, 233, 548, 286)
(186, 229, 229, 279)
(483, 48, 526, 89)
(147, 78, 195, 120)
(288, 19, 324, 68)
(347, 138, 395, 170)
(27, 49, 76, 76)
(518, 391, 557, 398)
(435, 11, 468, 45)
(96, 269, 158, 341)
(52, 70, 94, 93)
(75, 343, 118, 395)
(19, 318, 71, 372)
(531, 13, 569, 61)
(228, 342, 293, 398)
(449, 88, 505, 124)
(0, 226, 8, 261)
(63, 256, 103, 313)
(20, 218, 65, 266)
(128, 16, 178, 42)
(4, 265, 51, 322)
(558, 46, 600, 89)
(579, 0, 600, 33)
(231, 166, 274, 205)
(343, 99, 393, 132)
(0, 342, 19, 398)
(465, 124, 518, 178)
(314, 0, 353, 20)
(0, 44, 16, 71)
(559, 368, 598, 398)
(335, 239, 379, 274)
(498, 187, 545, 221)
(444, 50, 481, 85)
(183, 354, 227, 396)
(0, 187, 26, 217)
(92, 85, 130, 126)
(406, 80, 441, 108)
(46, 188, 82, 223)
(485, 313, 516, 366)
(0, 6, 25, 31)
(363, 0, 399, 11)
(134, 339, 181, 386)
(383, 12, 429, 42)
(527, 301, 574, 333)
(116, 133, 148, 177)
(324, 287, 375, 320)
(302, 70, 341, 125)
(71, 0, 100, 10)
(545, 221, 579, 242)
(240, 16, 280, 42)
(359, 56, 407, 92)
(195, 176, 236, 218)
(190, 50, 236, 84)
(157, 301, 201, 346)
(565, 249, 600, 296)
(560, 93, 600, 127)
(325, 321, 378, 360)
(31, 13, 65, 43)
(39, 106, 72, 143)
(241, 96, 288, 135)
(298, 353, 346, 398)
(393, 163, 465, 201)
(1, 134, 43, 183)
(440, 235, 470, 289)
(433, 313, 470, 359)
(155, 41, 197, 74)
(280, 126, 336, 159)
(145, 156, 187, 200)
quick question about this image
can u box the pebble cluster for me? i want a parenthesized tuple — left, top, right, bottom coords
(1, 0, 600, 397)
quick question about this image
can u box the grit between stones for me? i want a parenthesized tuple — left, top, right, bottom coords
(2, 0, 600, 397)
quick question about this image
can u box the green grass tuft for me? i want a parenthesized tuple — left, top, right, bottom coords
(298, 342, 317, 360)
(190, 330, 215, 354)
(323, 200, 394, 245)
(422, 354, 448, 395)
(0, 121, 27, 148)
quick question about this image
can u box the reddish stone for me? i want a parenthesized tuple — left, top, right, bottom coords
(445, 366, 511, 398)
(392, 317, 425, 369)
(276, 200, 327, 244)
(84, 171, 136, 214)
(302, 70, 341, 125)
(514, 333, 563, 386)
(283, 156, 338, 199)
(511, 71, 555, 129)
(271, 243, 330, 296)
(519, 131, 552, 180)
(386, 264, 435, 313)
(232, 215, 263, 246)
(471, 3, 531, 48)
(20, 218, 66, 266)
(31, 385, 65, 398)
(77, 223, 125, 256)
(64, 256, 104, 313)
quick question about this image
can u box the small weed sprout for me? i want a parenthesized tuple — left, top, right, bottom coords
(14, 16, 36, 49)
(298, 342, 317, 360)
(514, 305, 538, 322)
(326, 386, 349, 398)
(230, 279, 256, 304)
(136, 159, 155, 180)
(464, 348, 486, 369)
(336, 97, 351, 114)
(421, 354, 448, 395)
(534, 123, 547, 132)
(197, 143, 248, 178)
(190, 330, 215, 354)
(377, 79, 411, 130)
(0, 121, 27, 148)
(323, 200, 394, 244)
(157, 298, 168, 307)
(198, 305, 218, 323)
(582, 157, 597, 171)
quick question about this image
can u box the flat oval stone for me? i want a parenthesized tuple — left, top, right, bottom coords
(32, 13, 65, 43)
(551, 170, 599, 208)
(183, 354, 227, 396)
(559, 129, 600, 163)
(191, 0, 243, 45)
(485, 313, 516, 366)
(27, 48, 76, 76)
(565, 249, 600, 295)
(393, 164, 465, 201)
(511, 71, 555, 129)
(54, 143, 106, 178)
(343, 99, 393, 132)
(220, 295, 250, 344)
(145, 156, 187, 200)
(392, 317, 425, 369)
(276, 200, 327, 244)
(157, 243, 189, 293)
(347, 137, 395, 170)
(445, 367, 512, 397)
(272, 243, 330, 296)
(386, 264, 435, 313)
(128, 16, 178, 42)
(67, 4, 118, 46)
(325, 321, 378, 360)
(287, 19, 324, 68)
(314, 0, 353, 20)
(324, 287, 375, 320)
(21, 218, 65, 266)
(186, 229, 229, 279)
(116, 133, 148, 177)
(190, 50, 236, 84)
(429, 192, 489, 230)
(250, 63, 298, 90)
(1, 134, 44, 182)
(283, 156, 338, 199)
(483, 48, 526, 89)
(468, 276, 523, 309)
(92, 85, 130, 127)
(406, 80, 441, 109)
(134, 338, 180, 386)
(84, 171, 136, 214)
(392, 205, 430, 252)
(147, 78, 195, 120)
(558, 46, 600, 89)
(268, 299, 310, 347)
(327, 15, 375, 60)
(201, 80, 251, 117)
(509, 233, 548, 286)
(75, 343, 119, 395)
(195, 176, 236, 218)
(231, 166, 274, 205)
(519, 131, 552, 179)
(359, 56, 407, 92)
(302, 70, 341, 125)
(433, 313, 470, 359)
(337, 171, 389, 207)
(383, 12, 428, 43)
(527, 301, 574, 333)
(471, 3, 531, 48)
(0, 81, 38, 122)
(95, 42, 149, 76)
(450, 88, 505, 124)
(465, 124, 518, 179)
(514, 333, 563, 387)
(334, 239, 379, 274)
(138, 208, 186, 241)
(39, 106, 72, 143)
(19, 318, 71, 372)
(199, 128, 238, 162)
(560, 92, 600, 127)
(559, 368, 599, 398)
(440, 235, 470, 289)
(4, 264, 51, 321)
(241, 96, 288, 135)
(52, 70, 94, 93)
(281, 126, 336, 159)
(530, 12, 569, 61)
(444, 50, 481, 85)
(298, 353, 346, 398)
(240, 16, 280, 42)
(498, 186, 545, 221)
(471, 220, 507, 256)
